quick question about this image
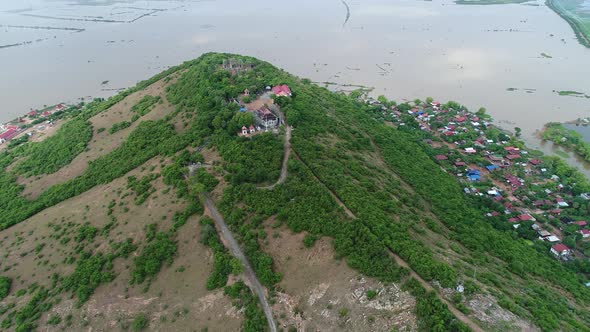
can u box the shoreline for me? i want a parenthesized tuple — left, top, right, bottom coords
(545, 0, 590, 49)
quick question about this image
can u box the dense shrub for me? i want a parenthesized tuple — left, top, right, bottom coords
(0, 276, 11, 300)
(14, 118, 92, 176)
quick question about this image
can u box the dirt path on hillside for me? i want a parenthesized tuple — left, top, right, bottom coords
(259, 124, 291, 190)
(202, 194, 277, 332)
(291, 150, 357, 219)
(291, 149, 483, 332)
(387, 252, 484, 332)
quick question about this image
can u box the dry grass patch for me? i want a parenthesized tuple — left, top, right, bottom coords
(17, 77, 178, 199)
(0, 155, 243, 331)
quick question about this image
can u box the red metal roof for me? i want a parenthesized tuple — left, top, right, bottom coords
(552, 243, 569, 253)
(0, 129, 18, 140)
(271, 84, 291, 96)
(518, 214, 533, 221)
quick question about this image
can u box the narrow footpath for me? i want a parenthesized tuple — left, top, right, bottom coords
(291, 149, 483, 332)
(202, 194, 277, 332)
(259, 124, 292, 190)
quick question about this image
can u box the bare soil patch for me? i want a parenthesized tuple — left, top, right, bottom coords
(263, 226, 417, 332)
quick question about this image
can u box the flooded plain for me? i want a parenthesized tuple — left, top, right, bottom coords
(1, 0, 590, 167)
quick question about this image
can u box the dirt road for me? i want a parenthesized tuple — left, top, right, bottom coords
(202, 194, 277, 332)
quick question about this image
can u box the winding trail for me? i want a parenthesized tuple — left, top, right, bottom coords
(258, 124, 291, 190)
(205, 111, 480, 330)
(202, 194, 277, 332)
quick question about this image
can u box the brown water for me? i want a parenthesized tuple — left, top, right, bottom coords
(1, 0, 590, 171)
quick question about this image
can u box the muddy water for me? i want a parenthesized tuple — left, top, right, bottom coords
(1, 0, 589, 169)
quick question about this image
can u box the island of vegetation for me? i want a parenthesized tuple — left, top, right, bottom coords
(0, 53, 589, 332)
(542, 121, 590, 162)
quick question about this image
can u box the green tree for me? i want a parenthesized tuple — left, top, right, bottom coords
(132, 313, 149, 331)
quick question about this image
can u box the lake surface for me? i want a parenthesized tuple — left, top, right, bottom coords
(1, 0, 590, 169)
(565, 123, 590, 142)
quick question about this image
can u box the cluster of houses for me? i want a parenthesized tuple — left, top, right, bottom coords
(27, 103, 65, 119)
(367, 98, 590, 266)
(236, 85, 289, 137)
(0, 103, 65, 145)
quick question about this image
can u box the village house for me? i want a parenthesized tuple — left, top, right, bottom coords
(518, 214, 535, 222)
(271, 84, 292, 97)
(533, 200, 553, 208)
(486, 165, 499, 172)
(556, 197, 569, 208)
(466, 169, 480, 181)
(505, 146, 520, 153)
(504, 174, 524, 189)
(0, 125, 21, 143)
(506, 154, 521, 161)
(579, 229, 590, 238)
(54, 103, 65, 112)
(464, 147, 476, 154)
(538, 230, 551, 238)
(550, 243, 571, 259)
(488, 155, 503, 163)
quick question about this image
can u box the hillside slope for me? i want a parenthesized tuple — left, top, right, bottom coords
(0, 53, 589, 331)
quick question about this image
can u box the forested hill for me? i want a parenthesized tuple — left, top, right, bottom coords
(0, 53, 589, 331)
